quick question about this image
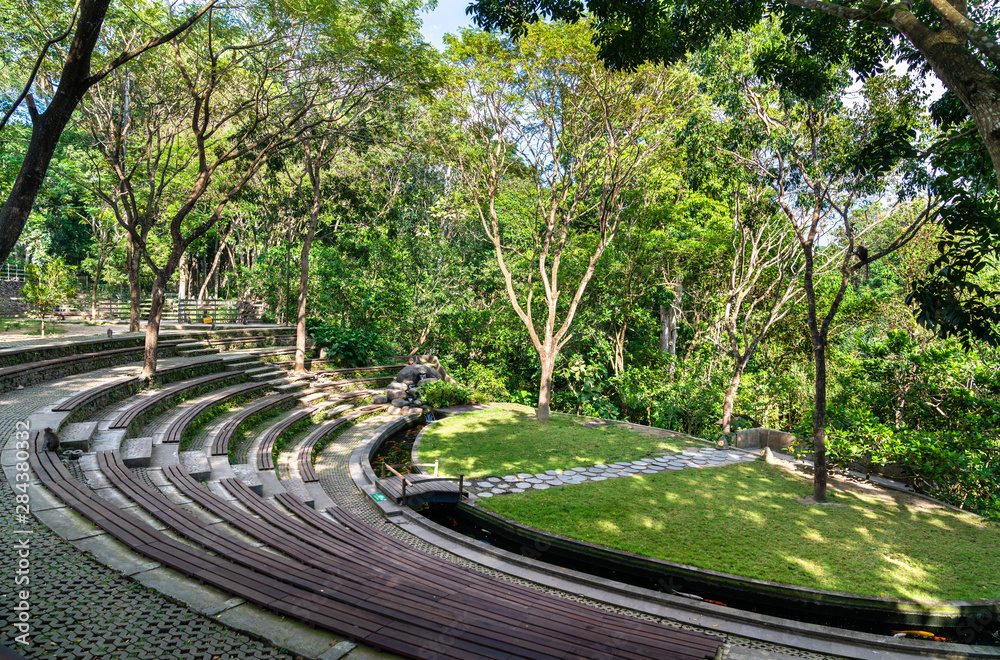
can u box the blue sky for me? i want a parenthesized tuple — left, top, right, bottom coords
(419, 0, 476, 51)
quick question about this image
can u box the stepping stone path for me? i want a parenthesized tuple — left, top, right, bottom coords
(469, 446, 758, 498)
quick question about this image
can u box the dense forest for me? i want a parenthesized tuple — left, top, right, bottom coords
(1, 0, 998, 517)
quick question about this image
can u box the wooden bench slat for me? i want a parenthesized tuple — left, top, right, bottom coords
(162, 381, 269, 444)
(211, 392, 298, 456)
(52, 376, 141, 412)
(109, 370, 245, 430)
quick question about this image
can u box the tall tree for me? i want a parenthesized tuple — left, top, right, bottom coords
(704, 24, 941, 500)
(0, 0, 216, 266)
(468, 0, 1000, 189)
(441, 22, 699, 418)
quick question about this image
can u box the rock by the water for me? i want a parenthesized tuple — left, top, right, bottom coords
(387, 381, 408, 392)
(394, 364, 441, 384)
(373, 394, 388, 404)
(391, 398, 409, 408)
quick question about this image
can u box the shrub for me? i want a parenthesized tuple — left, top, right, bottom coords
(306, 318, 384, 367)
(419, 380, 471, 408)
(450, 363, 510, 402)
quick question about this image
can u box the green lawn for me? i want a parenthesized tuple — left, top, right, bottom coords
(417, 407, 697, 478)
(480, 461, 1000, 601)
(0, 319, 66, 335)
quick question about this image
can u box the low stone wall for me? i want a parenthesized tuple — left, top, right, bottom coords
(735, 427, 797, 451)
(0, 280, 27, 316)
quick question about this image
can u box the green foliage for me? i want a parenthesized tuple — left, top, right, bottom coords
(449, 363, 510, 403)
(305, 318, 384, 367)
(22, 257, 76, 332)
(418, 380, 472, 408)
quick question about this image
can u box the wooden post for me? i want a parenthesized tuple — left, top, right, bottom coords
(381, 462, 386, 479)
(433, 459, 439, 477)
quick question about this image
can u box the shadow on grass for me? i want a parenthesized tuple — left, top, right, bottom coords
(418, 407, 699, 477)
(481, 462, 1000, 602)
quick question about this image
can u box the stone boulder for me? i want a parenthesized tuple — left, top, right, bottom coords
(373, 394, 388, 404)
(391, 398, 410, 408)
(394, 364, 441, 385)
(386, 381, 408, 392)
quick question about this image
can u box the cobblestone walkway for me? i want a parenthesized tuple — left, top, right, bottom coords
(0, 359, 292, 659)
(471, 446, 758, 497)
(314, 416, 841, 660)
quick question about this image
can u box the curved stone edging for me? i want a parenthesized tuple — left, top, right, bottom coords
(346, 411, 1000, 660)
(457, 501, 996, 629)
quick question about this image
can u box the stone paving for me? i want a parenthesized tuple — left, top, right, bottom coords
(470, 446, 758, 497)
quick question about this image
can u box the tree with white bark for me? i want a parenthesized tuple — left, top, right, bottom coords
(442, 21, 701, 419)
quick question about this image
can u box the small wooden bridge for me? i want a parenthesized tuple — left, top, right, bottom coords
(377, 463, 466, 506)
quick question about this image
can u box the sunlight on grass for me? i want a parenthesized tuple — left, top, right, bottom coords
(419, 408, 697, 477)
(480, 462, 1000, 601)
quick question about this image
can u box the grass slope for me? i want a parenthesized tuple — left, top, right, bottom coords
(481, 462, 1000, 601)
(418, 407, 695, 478)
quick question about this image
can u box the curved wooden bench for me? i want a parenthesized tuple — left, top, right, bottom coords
(163, 462, 722, 660)
(310, 376, 393, 392)
(256, 408, 315, 470)
(161, 381, 271, 444)
(296, 404, 386, 483)
(0, 341, 184, 393)
(52, 376, 142, 413)
(202, 334, 296, 347)
(211, 393, 300, 456)
(311, 363, 407, 376)
(109, 371, 245, 432)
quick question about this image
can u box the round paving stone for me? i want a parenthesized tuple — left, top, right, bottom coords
(526, 478, 542, 484)
(545, 470, 560, 475)
(642, 469, 659, 474)
(491, 488, 507, 495)
(666, 465, 684, 470)
(494, 482, 509, 488)
(487, 477, 501, 483)
(476, 482, 493, 489)
(594, 464, 608, 468)
(478, 491, 494, 498)
(590, 476, 607, 481)
(516, 482, 531, 488)
(532, 483, 550, 490)
(536, 474, 553, 480)
(503, 475, 518, 482)
(517, 473, 533, 479)
(509, 487, 525, 493)
(547, 480, 564, 486)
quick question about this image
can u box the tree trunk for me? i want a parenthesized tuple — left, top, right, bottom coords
(537, 349, 556, 420)
(890, 8, 1000, 188)
(720, 365, 745, 435)
(659, 280, 682, 368)
(0, 0, 113, 266)
(40, 316, 45, 337)
(90, 259, 103, 320)
(197, 229, 230, 301)
(126, 240, 142, 332)
(140, 270, 169, 378)
(178, 255, 188, 300)
(812, 341, 828, 502)
(294, 216, 318, 374)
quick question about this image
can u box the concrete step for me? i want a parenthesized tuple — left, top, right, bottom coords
(179, 450, 212, 481)
(250, 370, 284, 382)
(231, 463, 264, 495)
(179, 348, 220, 357)
(278, 476, 315, 509)
(59, 421, 98, 450)
(121, 436, 153, 468)
(244, 366, 279, 376)
(274, 379, 312, 394)
(176, 341, 207, 349)
(224, 360, 263, 372)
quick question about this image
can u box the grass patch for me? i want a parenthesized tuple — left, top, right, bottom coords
(0, 319, 66, 335)
(480, 461, 1000, 601)
(418, 408, 697, 478)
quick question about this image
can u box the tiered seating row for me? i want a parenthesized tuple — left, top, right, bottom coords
(296, 404, 386, 482)
(211, 393, 300, 456)
(0, 341, 184, 393)
(162, 381, 271, 444)
(110, 371, 246, 434)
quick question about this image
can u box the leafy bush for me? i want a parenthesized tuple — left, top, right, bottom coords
(306, 318, 384, 367)
(450, 363, 510, 402)
(419, 380, 472, 408)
